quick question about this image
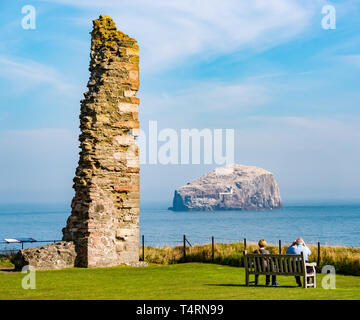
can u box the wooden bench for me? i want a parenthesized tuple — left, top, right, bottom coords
(244, 251, 317, 288)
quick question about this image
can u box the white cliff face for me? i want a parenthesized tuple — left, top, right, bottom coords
(170, 164, 282, 211)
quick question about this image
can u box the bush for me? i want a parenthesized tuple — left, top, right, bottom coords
(0, 254, 14, 267)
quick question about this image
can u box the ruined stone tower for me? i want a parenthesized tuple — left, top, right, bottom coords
(62, 15, 140, 267)
(10, 15, 141, 270)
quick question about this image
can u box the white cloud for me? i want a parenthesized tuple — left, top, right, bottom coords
(234, 116, 360, 200)
(46, 0, 319, 72)
(338, 54, 360, 68)
(140, 81, 271, 127)
(0, 56, 77, 93)
(0, 128, 77, 149)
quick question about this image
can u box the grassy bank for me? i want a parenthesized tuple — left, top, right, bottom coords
(1, 263, 359, 300)
(0, 255, 14, 267)
(142, 242, 360, 276)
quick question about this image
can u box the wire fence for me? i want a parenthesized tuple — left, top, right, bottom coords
(0, 235, 322, 269)
(0, 240, 61, 255)
(141, 237, 247, 247)
(139, 234, 322, 268)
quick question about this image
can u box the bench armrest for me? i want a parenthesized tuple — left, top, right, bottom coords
(305, 262, 317, 267)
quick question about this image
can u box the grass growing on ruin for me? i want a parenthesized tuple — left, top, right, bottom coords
(1, 263, 359, 300)
(142, 242, 360, 276)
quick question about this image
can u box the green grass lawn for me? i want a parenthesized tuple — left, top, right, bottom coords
(1, 263, 359, 300)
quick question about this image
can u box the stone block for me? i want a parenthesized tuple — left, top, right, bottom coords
(11, 241, 76, 271)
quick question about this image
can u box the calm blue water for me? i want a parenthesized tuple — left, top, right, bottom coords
(0, 203, 359, 251)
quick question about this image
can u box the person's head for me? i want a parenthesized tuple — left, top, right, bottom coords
(258, 239, 267, 248)
(296, 238, 304, 245)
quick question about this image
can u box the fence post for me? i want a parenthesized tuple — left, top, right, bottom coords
(317, 242, 321, 268)
(279, 240, 282, 254)
(183, 234, 186, 260)
(212, 236, 214, 262)
(142, 235, 145, 262)
(244, 238, 247, 251)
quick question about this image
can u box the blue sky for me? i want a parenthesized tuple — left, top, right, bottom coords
(0, 0, 360, 205)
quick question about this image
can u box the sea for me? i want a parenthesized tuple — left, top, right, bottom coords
(0, 202, 359, 252)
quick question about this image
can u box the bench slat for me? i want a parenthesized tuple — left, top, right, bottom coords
(284, 257, 289, 273)
(288, 257, 293, 273)
(297, 259, 303, 274)
(244, 253, 309, 276)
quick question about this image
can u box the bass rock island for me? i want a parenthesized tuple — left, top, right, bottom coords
(169, 164, 282, 211)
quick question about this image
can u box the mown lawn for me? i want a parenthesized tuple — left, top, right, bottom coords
(1, 263, 359, 300)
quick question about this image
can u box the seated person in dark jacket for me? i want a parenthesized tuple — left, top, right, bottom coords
(253, 239, 280, 287)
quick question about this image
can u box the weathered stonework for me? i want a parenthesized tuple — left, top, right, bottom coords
(62, 15, 141, 267)
(11, 242, 76, 270)
(13, 16, 142, 270)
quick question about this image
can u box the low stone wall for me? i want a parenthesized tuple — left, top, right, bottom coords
(11, 242, 76, 270)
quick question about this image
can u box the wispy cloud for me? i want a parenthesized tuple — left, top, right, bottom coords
(245, 116, 360, 137)
(0, 56, 78, 93)
(45, 0, 319, 72)
(140, 81, 271, 127)
(337, 54, 360, 68)
(234, 116, 360, 200)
